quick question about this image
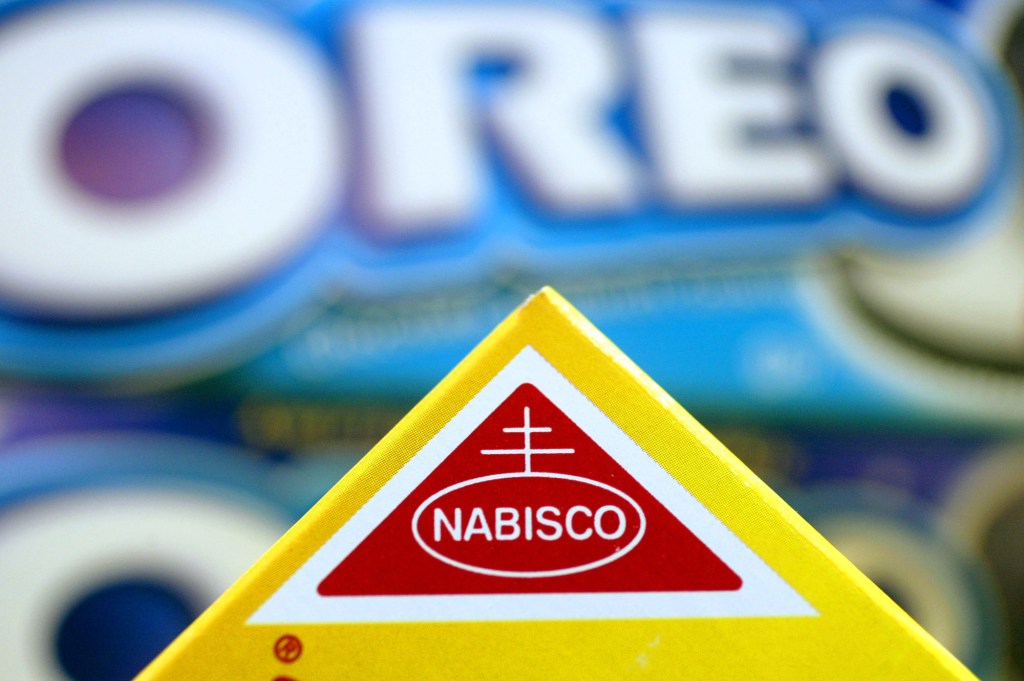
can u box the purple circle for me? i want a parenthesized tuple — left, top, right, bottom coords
(60, 85, 209, 202)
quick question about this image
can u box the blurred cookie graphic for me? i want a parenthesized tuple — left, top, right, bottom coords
(790, 483, 1004, 680)
(833, 0, 1024, 371)
(943, 442, 1024, 680)
(805, 0, 1024, 424)
(0, 434, 293, 681)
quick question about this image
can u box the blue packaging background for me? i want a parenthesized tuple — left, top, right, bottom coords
(0, 0, 1022, 679)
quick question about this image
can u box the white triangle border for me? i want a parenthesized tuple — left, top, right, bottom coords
(250, 346, 816, 623)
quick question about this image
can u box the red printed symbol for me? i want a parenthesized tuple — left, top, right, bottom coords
(317, 383, 741, 596)
(273, 634, 302, 663)
(412, 406, 645, 577)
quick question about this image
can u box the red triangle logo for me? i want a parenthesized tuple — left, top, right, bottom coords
(317, 384, 740, 596)
(252, 346, 812, 623)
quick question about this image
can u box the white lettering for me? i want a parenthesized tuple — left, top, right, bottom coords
(0, 2, 342, 316)
(593, 505, 626, 540)
(0, 5, 998, 323)
(815, 28, 990, 211)
(494, 507, 520, 540)
(433, 507, 462, 542)
(535, 505, 563, 540)
(565, 505, 593, 540)
(633, 10, 832, 206)
(463, 507, 494, 541)
(426, 503, 637, 544)
(352, 5, 638, 234)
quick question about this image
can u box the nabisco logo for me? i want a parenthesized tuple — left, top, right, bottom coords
(412, 406, 646, 577)
(249, 347, 815, 623)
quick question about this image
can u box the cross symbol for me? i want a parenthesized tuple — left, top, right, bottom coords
(481, 406, 574, 473)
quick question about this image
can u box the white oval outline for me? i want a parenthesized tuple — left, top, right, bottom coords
(411, 472, 647, 578)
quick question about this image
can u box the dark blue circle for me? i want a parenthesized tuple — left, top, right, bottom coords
(886, 84, 931, 138)
(55, 579, 198, 681)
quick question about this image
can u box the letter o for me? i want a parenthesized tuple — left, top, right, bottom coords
(0, 2, 344, 316)
(815, 27, 992, 212)
(594, 505, 626, 540)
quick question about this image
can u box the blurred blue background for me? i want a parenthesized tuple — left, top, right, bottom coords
(0, 0, 1023, 677)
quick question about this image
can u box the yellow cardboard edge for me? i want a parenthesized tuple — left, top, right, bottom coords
(138, 287, 976, 680)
